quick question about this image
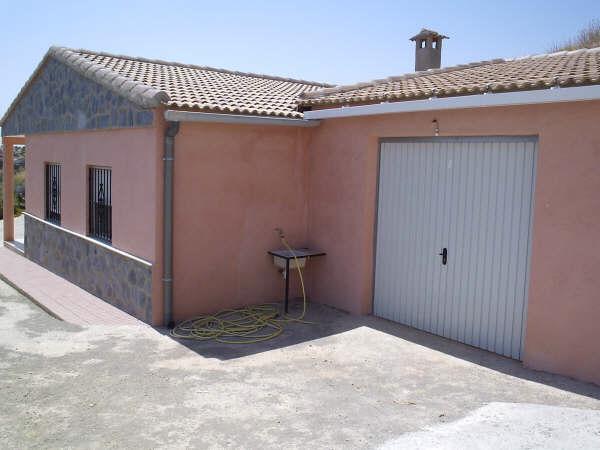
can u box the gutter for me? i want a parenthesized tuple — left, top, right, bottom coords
(302, 84, 600, 120)
(161, 110, 317, 327)
(164, 110, 320, 127)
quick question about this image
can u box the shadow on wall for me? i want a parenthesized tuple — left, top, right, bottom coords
(162, 300, 600, 401)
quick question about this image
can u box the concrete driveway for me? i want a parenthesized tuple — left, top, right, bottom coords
(1, 280, 599, 449)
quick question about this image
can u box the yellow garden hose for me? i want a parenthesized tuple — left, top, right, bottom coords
(170, 229, 309, 344)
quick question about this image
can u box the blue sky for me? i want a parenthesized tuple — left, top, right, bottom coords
(1, 0, 598, 117)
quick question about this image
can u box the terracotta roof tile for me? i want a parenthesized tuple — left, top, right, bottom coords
(5, 45, 600, 127)
(65, 48, 331, 118)
(299, 48, 600, 107)
(1, 47, 331, 125)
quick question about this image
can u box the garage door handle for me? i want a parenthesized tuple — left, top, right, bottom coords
(438, 248, 448, 265)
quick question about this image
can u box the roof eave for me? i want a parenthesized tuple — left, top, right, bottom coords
(303, 84, 600, 120)
(165, 103, 306, 119)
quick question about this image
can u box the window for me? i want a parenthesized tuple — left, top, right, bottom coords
(45, 163, 61, 225)
(88, 167, 112, 243)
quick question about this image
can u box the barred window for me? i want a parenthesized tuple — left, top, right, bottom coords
(45, 163, 61, 225)
(88, 167, 112, 243)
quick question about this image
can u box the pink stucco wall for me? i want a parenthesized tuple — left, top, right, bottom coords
(25, 127, 159, 262)
(21, 100, 600, 384)
(306, 100, 600, 385)
(171, 122, 310, 320)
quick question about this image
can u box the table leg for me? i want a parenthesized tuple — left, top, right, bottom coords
(285, 258, 290, 313)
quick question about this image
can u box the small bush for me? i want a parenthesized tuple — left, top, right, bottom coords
(550, 20, 600, 52)
(0, 169, 26, 220)
(14, 169, 26, 213)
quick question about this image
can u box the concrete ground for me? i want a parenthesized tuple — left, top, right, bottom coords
(1, 281, 599, 449)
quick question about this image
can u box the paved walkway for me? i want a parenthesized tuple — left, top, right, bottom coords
(0, 246, 143, 326)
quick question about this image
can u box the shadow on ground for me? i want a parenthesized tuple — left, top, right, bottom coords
(162, 299, 600, 401)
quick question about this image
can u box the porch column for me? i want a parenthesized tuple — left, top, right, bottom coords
(2, 136, 25, 242)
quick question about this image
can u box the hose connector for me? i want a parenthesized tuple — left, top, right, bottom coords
(274, 227, 285, 240)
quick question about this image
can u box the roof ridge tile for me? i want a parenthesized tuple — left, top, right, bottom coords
(50, 46, 170, 108)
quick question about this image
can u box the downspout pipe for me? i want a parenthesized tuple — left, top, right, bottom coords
(161, 110, 315, 328)
(163, 120, 180, 328)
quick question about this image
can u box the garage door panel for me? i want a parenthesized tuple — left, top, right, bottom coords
(450, 143, 474, 344)
(508, 143, 536, 357)
(416, 144, 442, 332)
(465, 142, 503, 353)
(427, 142, 450, 335)
(491, 143, 518, 356)
(441, 141, 466, 339)
(374, 137, 536, 360)
(441, 142, 467, 341)
(376, 143, 443, 329)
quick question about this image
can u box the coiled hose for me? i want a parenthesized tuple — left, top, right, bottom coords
(170, 229, 309, 344)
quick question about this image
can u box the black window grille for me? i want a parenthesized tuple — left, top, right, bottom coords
(45, 163, 61, 225)
(88, 167, 112, 243)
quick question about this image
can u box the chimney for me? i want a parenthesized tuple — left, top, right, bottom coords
(410, 28, 448, 72)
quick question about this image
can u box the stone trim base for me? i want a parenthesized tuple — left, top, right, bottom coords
(24, 213, 153, 323)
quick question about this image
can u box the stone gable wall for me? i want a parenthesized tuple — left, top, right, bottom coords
(2, 58, 154, 136)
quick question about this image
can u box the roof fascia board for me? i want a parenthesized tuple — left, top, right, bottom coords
(164, 110, 320, 127)
(303, 84, 600, 120)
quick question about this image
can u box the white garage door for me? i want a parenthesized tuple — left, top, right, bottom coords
(373, 136, 537, 359)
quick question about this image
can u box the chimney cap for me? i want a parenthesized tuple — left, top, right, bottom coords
(410, 28, 449, 41)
